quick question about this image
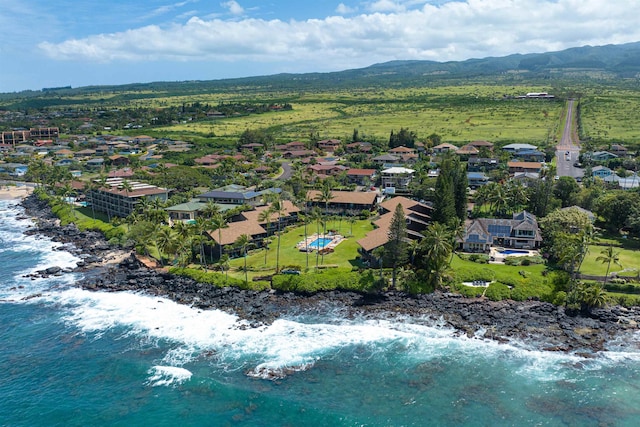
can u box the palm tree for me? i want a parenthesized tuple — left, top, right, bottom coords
(156, 226, 177, 266)
(234, 234, 252, 285)
(316, 183, 334, 265)
(83, 180, 98, 220)
(201, 200, 220, 220)
(96, 174, 112, 221)
(270, 196, 286, 273)
(120, 179, 134, 216)
(420, 222, 453, 290)
(595, 245, 622, 284)
(258, 208, 273, 265)
(193, 217, 211, 270)
(372, 246, 386, 283)
(309, 207, 323, 270)
(209, 212, 228, 261)
(347, 216, 357, 236)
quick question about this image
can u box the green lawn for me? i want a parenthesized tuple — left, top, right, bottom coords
(227, 218, 374, 279)
(580, 244, 640, 277)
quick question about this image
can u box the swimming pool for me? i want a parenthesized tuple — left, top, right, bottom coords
(500, 249, 530, 255)
(307, 237, 333, 250)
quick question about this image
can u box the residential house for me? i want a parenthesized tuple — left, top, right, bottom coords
(275, 141, 306, 152)
(507, 161, 543, 175)
(345, 141, 373, 154)
(467, 157, 499, 172)
(432, 143, 458, 154)
(282, 150, 316, 159)
(380, 167, 415, 194)
(74, 149, 96, 158)
(456, 144, 480, 158)
(590, 151, 618, 162)
(510, 172, 540, 187)
(109, 155, 130, 167)
(502, 143, 538, 153)
(609, 144, 629, 157)
(357, 196, 432, 257)
(467, 172, 490, 188)
(307, 164, 348, 178)
(389, 146, 416, 155)
(346, 168, 377, 186)
(85, 158, 105, 169)
(460, 211, 542, 252)
(591, 165, 615, 179)
(317, 139, 341, 152)
(469, 140, 494, 151)
(372, 153, 400, 165)
(513, 149, 546, 162)
(306, 190, 378, 215)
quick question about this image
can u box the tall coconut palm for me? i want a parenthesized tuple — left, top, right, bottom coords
(316, 182, 334, 265)
(83, 180, 98, 221)
(595, 245, 622, 284)
(269, 196, 286, 273)
(258, 208, 273, 265)
(234, 234, 252, 285)
(209, 212, 228, 261)
(156, 226, 177, 266)
(193, 217, 211, 270)
(309, 207, 323, 270)
(420, 222, 453, 290)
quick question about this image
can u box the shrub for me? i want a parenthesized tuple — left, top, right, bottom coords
(484, 283, 511, 301)
(272, 269, 368, 293)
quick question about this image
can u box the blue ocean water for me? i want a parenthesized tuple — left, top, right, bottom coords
(3, 199, 640, 426)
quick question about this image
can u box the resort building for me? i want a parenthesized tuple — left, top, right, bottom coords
(306, 190, 378, 215)
(206, 200, 300, 259)
(88, 178, 169, 218)
(460, 211, 542, 252)
(198, 184, 281, 207)
(357, 196, 432, 257)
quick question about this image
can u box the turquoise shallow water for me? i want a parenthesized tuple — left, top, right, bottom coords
(3, 199, 640, 426)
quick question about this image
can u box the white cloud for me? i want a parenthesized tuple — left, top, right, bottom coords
(38, 0, 640, 72)
(367, 0, 406, 12)
(221, 0, 244, 15)
(336, 3, 357, 14)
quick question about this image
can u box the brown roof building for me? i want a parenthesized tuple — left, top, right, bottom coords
(307, 190, 378, 215)
(357, 197, 432, 253)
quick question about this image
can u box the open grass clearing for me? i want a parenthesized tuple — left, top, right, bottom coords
(580, 244, 640, 277)
(226, 217, 374, 281)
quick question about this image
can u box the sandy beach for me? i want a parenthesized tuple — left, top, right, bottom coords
(0, 185, 34, 200)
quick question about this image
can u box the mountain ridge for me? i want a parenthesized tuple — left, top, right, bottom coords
(3, 41, 640, 99)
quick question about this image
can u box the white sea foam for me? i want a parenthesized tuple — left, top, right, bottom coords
(45, 286, 634, 385)
(146, 365, 192, 387)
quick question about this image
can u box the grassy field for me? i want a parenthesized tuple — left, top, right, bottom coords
(579, 89, 640, 146)
(151, 85, 564, 145)
(580, 244, 640, 277)
(226, 217, 374, 280)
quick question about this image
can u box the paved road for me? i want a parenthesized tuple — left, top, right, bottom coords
(555, 99, 584, 180)
(276, 160, 292, 181)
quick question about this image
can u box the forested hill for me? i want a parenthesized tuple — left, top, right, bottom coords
(3, 41, 640, 103)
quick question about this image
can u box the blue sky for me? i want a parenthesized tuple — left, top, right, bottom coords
(2, 0, 640, 93)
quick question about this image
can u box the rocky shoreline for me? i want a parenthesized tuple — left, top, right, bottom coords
(18, 194, 640, 354)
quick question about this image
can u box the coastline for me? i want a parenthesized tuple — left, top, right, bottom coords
(0, 184, 34, 200)
(18, 194, 640, 354)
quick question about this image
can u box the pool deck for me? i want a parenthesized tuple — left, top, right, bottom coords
(296, 233, 344, 253)
(489, 247, 539, 263)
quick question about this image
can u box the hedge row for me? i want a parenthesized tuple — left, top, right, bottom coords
(271, 269, 374, 293)
(168, 267, 271, 291)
